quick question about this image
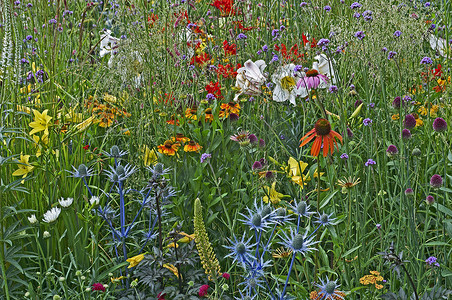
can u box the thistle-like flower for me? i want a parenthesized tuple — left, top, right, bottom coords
(104, 163, 137, 183)
(279, 228, 318, 256)
(103, 145, 128, 158)
(224, 235, 256, 268)
(67, 164, 94, 178)
(315, 277, 345, 300)
(288, 199, 314, 218)
(315, 212, 336, 226)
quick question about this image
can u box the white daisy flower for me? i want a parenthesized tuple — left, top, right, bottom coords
(89, 196, 100, 206)
(42, 207, 61, 223)
(28, 214, 38, 224)
(59, 197, 73, 208)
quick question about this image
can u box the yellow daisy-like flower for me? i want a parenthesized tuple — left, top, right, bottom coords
(12, 154, 35, 178)
(29, 109, 52, 136)
(126, 254, 145, 268)
(391, 114, 399, 121)
(262, 182, 285, 204)
(184, 140, 202, 152)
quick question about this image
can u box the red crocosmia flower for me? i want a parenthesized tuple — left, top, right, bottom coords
(83, 144, 90, 150)
(92, 283, 105, 292)
(199, 284, 209, 297)
(234, 21, 255, 31)
(223, 40, 237, 56)
(157, 292, 166, 300)
(190, 53, 211, 67)
(206, 81, 223, 99)
(148, 13, 158, 27)
(299, 118, 343, 157)
(216, 63, 241, 79)
(432, 64, 442, 77)
(211, 0, 235, 16)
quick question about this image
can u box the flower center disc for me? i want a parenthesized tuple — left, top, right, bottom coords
(306, 69, 319, 77)
(164, 141, 173, 149)
(280, 76, 296, 91)
(314, 119, 332, 136)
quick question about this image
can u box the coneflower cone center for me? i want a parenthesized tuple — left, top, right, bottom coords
(292, 233, 304, 250)
(188, 140, 196, 146)
(205, 108, 212, 114)
(315, 119, 332, 136)
(306, 69, 319, 77)
(281, 76, 296, 91)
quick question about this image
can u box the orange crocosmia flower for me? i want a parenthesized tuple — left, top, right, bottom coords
(223, 40, 237, 56)
(299, 118, 343, 157)
(220, 102, 240, 114)
(184, 140, 202, 152)
(173, 133, 190, 143)
(158, 140, 180, 156)
(211, 0, 235, 16)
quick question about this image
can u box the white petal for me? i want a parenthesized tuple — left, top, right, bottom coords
(272, 86, 286, 102)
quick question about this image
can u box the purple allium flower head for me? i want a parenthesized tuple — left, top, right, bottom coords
(346, 127, 354, 138)
(265, 171, 274, 180)
(259, 139, 266, 148)
(354, 31, 365, 40)
(259, 158, 268, 166)
(324, 5, 331, 11)
(363, 118, 372, 126)
(354, 99, 362, 107)
(388, 51, 397, 60)
(386, 145, 398, 156)
(426, 195, 435, 205)
(329, 85, 338, 93)
(402, 129, 412, 140)
(392, 96, 402, 109)
(365, 159, 376, 167)
(430, 174, 443, 188)
(425, 256, 439, 267)
(249, 134, 258, 144)
(252, 161, 263, 170)
(350, 2, 362, 9)
(340, 153, 349, 160)
(236, 33, 247, 40)
(420, 56, 433, 64)
(200, 153, 211, 163)
(404, 114, 416, 129)
(405, 188, 414, 196)
(432, 117, 447, 132)
(393, 30, 402, 37)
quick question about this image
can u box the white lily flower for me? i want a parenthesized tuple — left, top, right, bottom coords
(314, 54, 337, 87)
(42, 207, 61, 223)
(100, 30, 120, 58)
(429, 34, 449, 57)
(272, 64, 308, 106)
(233, 59, 267, 101)
(28, 214, 38, 224)
(59, 197, 73, 208)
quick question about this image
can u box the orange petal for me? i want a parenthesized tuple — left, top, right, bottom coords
(311, 137, 321, 157)
(331, 130, 343, 143)
(299, 133, 316, 147)
(299, 128, 316, 142)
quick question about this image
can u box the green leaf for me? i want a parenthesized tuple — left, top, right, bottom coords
(425, 241, 450, 247)
(320, 190, 338, 209)
(434, 203, 452, 218)
(342, 245, 362, 258)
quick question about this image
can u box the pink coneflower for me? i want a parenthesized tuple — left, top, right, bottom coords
(230, 130, 251, 146)
(297, 69, 329, 90)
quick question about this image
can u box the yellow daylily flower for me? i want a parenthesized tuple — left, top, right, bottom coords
(177, 232, 195, 243)
(263, 182, 286, 204)
(75, 115, 95, 132)
(12, 154, 35, 178)
(126, 254, 145, 268)
(29, 109, 52, 136)
(287, 157, 309, 188)
(163, 263, 181, 279)
(142, 145, 158, 167)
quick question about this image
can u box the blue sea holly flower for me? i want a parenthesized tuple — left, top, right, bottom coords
(315, 212, 337, 226)
(104, 163, 137, 183)
(224, 235, 256, 268)
(67, 164, 94, 178)
(289, 199, 314, 218)
(104, 145, 128, 158)
(279, 228, 318, 256)
(315, 277, 345, 300)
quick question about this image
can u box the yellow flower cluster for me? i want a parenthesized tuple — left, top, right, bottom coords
(193, 198, 221, 281)
(310, 290, 346, 299)
(359, 271, 384, 289)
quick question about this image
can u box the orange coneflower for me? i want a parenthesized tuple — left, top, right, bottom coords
(173, 133, 190, 143)
(158, 140, 180, 156)
(299, 118, 342, 157)
(204, 108, 214, 122)
(184, 140, 202, 152)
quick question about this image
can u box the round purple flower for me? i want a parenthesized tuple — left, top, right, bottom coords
(404, 114, 416, 129)
(386, 145, 398, 157)
(420, 56, 433, 64)
(430, 174, 443, 188)
(402, 129, 412, 140)
(426, 195, 435, 205)
(424, 2, 431, 7)
(252, 161, 263, 170)
(350, 2, 362, 9)
(365, 159, 376, 167)
(200, 153, 211, 163)
(393, 30, 402, 37)
(236, 33, 247, 40)
(300, 2, 308, 7)
(425, 256, 439, 267)
(265, 171, 274, 180)
(405, 188, 414, 196)
(249, 134, 258, 144)
(259, 139, 266, 148)
(329, 85, 338, 93)
(262, 45, 268, 52)
(387, 51, 397, 60)
(317, 38, 330, 47)
(432, 117, 447, 132)
(324, 5, 331, 11)
(229, 113, 239, 121)
(392, 96, 402, 109)
(363, 118, 372, 126)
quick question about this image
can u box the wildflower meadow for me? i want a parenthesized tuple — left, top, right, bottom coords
(1, 0, 452, 299)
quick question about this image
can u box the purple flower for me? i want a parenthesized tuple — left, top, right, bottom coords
(420, 56, 433, 64)
(229, 113, 239, 121)
(259, 139, 266, 148)
(340, 153, 349, 160)
(294, 65, 303, 72)
(350, 2, 362, 9)
(382, 47, 388, 52)
(324, 5, 331, 11)
(262, 45, 268, 52)
(49, 18, 57, 24)
(430, 174, 443, 188)
(365, 159, 376, 167)
(402, 129, 412, 140)
(346, 128, 354, 139)
(206, 93, 216, 101)
(405, 188, 414, 196)
(363, 10, 373, 21)
(300, 2, 308, 7)
(355, 99, 363, 107)
(404, 114, 416, 129)
(236, 33, 247, 40)
(392, 96, 402, 109)
(26, 35, 33, 41)
(271, 54, 279, 63)
(386, 145, 398, 156)
(317, 38, 330, 47)
(393, 30, 402, 37)
(432, 117, 447, 132)
(387, 51, 397, 60)
(200, 153, 212, 163)
(425, 256, 439, 267)
(424, 2, 431, 7)
(368, 103, 375, 108)
(249, 134, 258, 144)
(354, 31, 365, 40)
(363, 118, 372, 126)
(376, 224, 382, 229)
(353, 12, 361, 18)
(426, 195, 435, 205)
(328, 85, 338, 93)
(252, 161, 263, 170)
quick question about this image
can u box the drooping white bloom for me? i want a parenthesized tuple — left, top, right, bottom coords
(234, 60, 267, 101)
(28, 214, 38, 224)
(99, 30, 120, 60)
(42, 207, 61, 223)
(429, 34, 449, 57)
(59, 197, 74, 208)
(89, 196, 100, 206)
(43, 231, 51, 238)
(272, 64, 308, 105)
(314, 54, 337, 87)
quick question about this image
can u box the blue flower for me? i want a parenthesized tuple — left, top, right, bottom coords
(315, 212, 336, 226)
(279, 228, 318, 256)
(104, 163, 137, 183)
(224, 235, 256, 268)
(315, 277, 345, 300)
(289, 199, 314, 218)
(67, 164, 94, 178)
(103, 145, 128, 158)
